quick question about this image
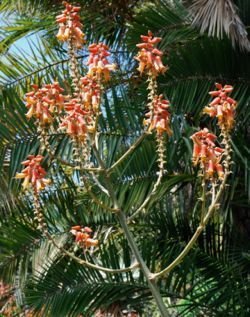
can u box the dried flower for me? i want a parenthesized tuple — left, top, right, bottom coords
(204, 83, 237, 131)
(135, 31, 167, 77)
(144, 95, 172, 136)
(56, 1, 85, 48)
(25, 83, 65, 125)
(60, 99, 93, 139)
(191, 128, 224, 179)
(87, 43, 116, 82)
(15, 155, 51, 192)
(70, 225, 98, 248)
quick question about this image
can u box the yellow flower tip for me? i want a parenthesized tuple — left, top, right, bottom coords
(43, 178, 52, 185)
(85, 238, 99, 247)
(22, 177, 30, 189)
(166, 127, 173, 136)
(203, 107, 211, 114)
(15, 173, 26, 179)
(87, 126, 96, 133)
(56, 33, 65, 41)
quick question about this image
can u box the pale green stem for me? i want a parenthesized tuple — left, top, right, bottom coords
(152, 171, 228, 280)
(107, 132, 148, 173)
(128, 133, 166, 223)
(33, 186, 137, 274)
(91, 141, 171, 317)
(46, 233, 139, 274)
(200, 174, 206, 223)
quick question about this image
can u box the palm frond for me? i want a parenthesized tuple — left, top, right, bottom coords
(189, 0, 250, 51)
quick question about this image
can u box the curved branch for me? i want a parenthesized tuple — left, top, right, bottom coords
(107, 132, 148, 173)
(90, 137, 171, 316)
(128, 169, 164, 223)
(46, 232, 139, 274)
(151, 171, 228, 280)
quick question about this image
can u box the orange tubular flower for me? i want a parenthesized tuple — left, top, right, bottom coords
(144, 95, 172, 136)
(70, 225, 98, 248)
(191, 128, 224, 179)
(25, 83, 65, 125)
(56, 1, 85, 48)
(79, 76, 101, 112)
(135, 31, 167, 77)
(60, 99, 93, 139)
(15, 155, 51, 192)
(87, 43, 116, 82)
(204, 83, 237, 131)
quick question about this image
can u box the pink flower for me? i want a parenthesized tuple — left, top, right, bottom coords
(80, 76, 101, 112)
(144, 95, 172, 136)
(191, 128, 224, 179)
(60, 99, 93, 139)
(87, 43, 116, 82)
(15, 155, 51, 192)
(25, 83, 65, 125)
(204, 83, 237, 131)
(56, 1, 85, 48)
(70, 225, 98, 248)
(135, 31, 167, 77)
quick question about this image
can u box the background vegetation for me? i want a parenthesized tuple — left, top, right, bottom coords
(0, 0, 249, 316)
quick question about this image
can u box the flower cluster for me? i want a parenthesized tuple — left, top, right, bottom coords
(25, 83, 65, 125)
(204, 83, 237, 131)
(135, 31, 167, 77)
(70, 225, 99, 248)
(87, 43, 116, 82)
(60, 99, 93, 140)
(56, 1, 85, 48)
(144, 95, 172, 136)
(191, 128, 224, 179)
(79, 76, 101, 112)
(15, 155, 51, 192)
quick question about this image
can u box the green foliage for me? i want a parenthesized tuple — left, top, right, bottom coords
(0, 0, 249, 316)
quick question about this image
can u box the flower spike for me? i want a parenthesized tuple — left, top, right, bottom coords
(135, 31, 167, 77)
(79, 76, 101, 112)
(204, 83, 237, 131)
(15, 155, 51, 192)
(87, 43, 116, 82)
(70, 225, 98, 248)
(191, 128, 224, 179)
(60, 99, 94, 140)
(25, 83, 65, 126)
(144, 95, 172, 136)
(56, 1, 85, 48)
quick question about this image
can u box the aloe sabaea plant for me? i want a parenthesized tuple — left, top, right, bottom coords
(15, 2, 236, 316)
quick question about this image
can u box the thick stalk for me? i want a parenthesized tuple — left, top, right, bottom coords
(117, 211, 170, 316)
(91, 142, 170, 317)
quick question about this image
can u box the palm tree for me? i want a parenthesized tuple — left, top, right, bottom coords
(0, 0, 249, 316)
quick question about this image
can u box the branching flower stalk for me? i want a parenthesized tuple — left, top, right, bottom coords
(90, 140, 171, 317)
(15, 2, 238, 316)
(15, 155, 51, 232)
(152, 170, 229, 280)
(129, 34, 172, 222)
(135, 31, 167, 125)
(151, 83, 236, 280)
(17, 5, 171, 314)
